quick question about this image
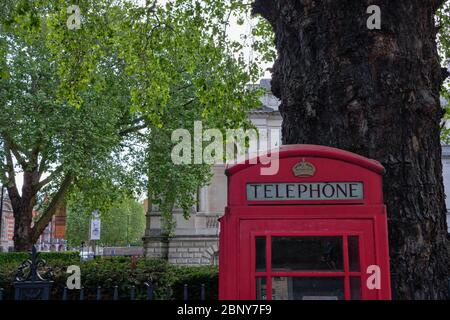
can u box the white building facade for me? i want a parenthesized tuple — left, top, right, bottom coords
(440, 146, 450, 233)
(0, 192, 14, 252)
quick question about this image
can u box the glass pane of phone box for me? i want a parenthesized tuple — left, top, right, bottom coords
(271, 277, 344, 300)
(271, 236, 343, 271)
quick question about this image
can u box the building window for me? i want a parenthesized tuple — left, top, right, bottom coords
(447, 210, 450, 234)
(1, 217, 6, 241)
(270, 128, 281, 149)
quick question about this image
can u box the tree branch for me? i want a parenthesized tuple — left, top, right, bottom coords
(34, 165, 63, 191)
(3, 138, 20, 202)
(252, 0, 278, 26)
(442, 67, 449, 84)
(30, 137, 43, 168)
(433, 0, 446, 10)
(38, 153, 48, 179)
(30, 173, 74, 243)
(1, 132, 28, 167)
(119, 123, 148, 136)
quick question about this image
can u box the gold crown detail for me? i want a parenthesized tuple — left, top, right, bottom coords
(293, 159, 316, 177)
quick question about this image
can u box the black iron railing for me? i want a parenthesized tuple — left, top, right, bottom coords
(0, 245, 211, 300)
(13, 246, 53, 300)
(0, 282, 206, 300)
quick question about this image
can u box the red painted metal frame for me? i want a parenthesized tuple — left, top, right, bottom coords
(219, 145, 391, 300)
(243, 218, 375, 300)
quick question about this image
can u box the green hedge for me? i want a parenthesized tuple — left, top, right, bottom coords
(0, 253, 218, 300)
(0, 251, 80, 265)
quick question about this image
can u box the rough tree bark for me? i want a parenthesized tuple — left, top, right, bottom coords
(11, 171, 36, 251)
(253, 0, 450, 299)
(1, 108, 140, 251)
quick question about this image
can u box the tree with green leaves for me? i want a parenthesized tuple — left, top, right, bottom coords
(438, 2, 450, 142)
(0, 0, 266, 250)
(0, 27, 141, 250)
(66, 197, 145, 247)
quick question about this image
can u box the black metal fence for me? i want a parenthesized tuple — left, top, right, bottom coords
(0, 283, 207, 301)
(0, 246, 210, 300)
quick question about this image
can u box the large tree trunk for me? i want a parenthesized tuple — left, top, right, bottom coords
(7, 170, 72, 251)
(8, 170, 38, 251)
(253, 0, 449, 299)
(12, 206, 34, 251)
(9, 191, 35, 251)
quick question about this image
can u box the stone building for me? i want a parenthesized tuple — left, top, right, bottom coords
(34, 205, 68, 252)
(0, 192, 14, 252)
(440, 145, 450, 234)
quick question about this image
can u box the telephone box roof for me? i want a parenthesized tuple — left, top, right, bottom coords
(225, 144, 385, 176)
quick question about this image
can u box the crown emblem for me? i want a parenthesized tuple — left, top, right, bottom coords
(293, 159, 316, 177)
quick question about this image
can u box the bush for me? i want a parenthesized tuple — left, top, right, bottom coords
(0, 253, 218, 300)
(0, 251, 80, 265)
(171, 265, 219, 300)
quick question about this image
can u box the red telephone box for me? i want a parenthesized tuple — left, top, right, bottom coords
(219, 145, 391, 300)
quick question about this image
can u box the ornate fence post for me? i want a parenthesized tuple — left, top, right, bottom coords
(14, 246, 54, 300)
(96, 286, 102, 300)
(145, 282, 153, 300)
(130, 285, 136, 300)
(183, 284, 188, 301)
(79, 287, 85, 300)
(201, 284, 206, 301)
(113, 285, 119, 300)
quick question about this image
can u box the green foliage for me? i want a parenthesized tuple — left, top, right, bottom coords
(438, 2, 450, 63)
(65, 207, 90, 248)
(66, 198, 146, 247)
(0, 0, 273, 244)
(250, 18, 277, 65)
(170, 265, 218, 300)
(1, 0, 266, 118)
(442, 98, 450, 145)
(0, 255, 218, 300)
(0, 20, 141, 245)
(438, 1, 450, 142)
(0, 251, 81, 299)
(0, 31, 133, 175)
(0, 251, 79, 265)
